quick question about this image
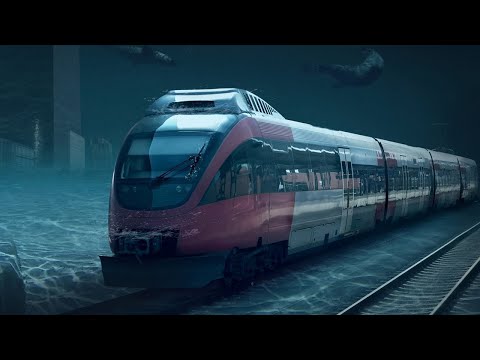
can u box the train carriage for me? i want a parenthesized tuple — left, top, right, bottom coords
(100, 88, 478, 289)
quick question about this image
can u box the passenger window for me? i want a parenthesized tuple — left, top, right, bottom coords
(388, 167, 395, 192)
(201, 139, 279, 205)
(230, 143, 254, 197)
(292, 143, 311, 191)
(232, 162, 253, 197)
(250, 139, 277, 194)
(201, 157, 233, 205)
(272, 140, 295, 192)
(308, 144, 340, 190)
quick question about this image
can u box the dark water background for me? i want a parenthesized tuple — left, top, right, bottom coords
(2, 45, 480, 314)
(80, 45, 480, 162)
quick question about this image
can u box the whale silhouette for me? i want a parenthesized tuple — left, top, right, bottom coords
(304, 48, 384, 87)
(110, 45, 175, 66)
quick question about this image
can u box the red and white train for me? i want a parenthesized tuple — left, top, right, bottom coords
(100, 88, 478, 288)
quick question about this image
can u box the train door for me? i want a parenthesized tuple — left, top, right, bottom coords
(230, 141, 269, 247)
(339, 148, 354, 235)
(399, 155, 408, 217)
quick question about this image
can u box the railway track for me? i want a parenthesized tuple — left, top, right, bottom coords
(449, 268, 480, 314)
(338, 221, 480, 315)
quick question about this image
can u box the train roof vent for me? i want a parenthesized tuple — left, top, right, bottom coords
(145, 88, 285, 119)
(167, 100, 215, 110)
(243, 90, 285, 120)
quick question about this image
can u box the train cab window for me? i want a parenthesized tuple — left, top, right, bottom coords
(120, 138, 153, 179)
(121, 155, 152, 179)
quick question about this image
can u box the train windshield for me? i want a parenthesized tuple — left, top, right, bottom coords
(115, 132, 213, 210)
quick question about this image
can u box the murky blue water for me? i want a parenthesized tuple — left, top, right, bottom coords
(1, 171, 479, 315)
(188, 204, 480, 315)
(0, 172, 135, 315)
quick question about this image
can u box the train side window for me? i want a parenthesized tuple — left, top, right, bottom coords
(291, 143, 311, 191)
(230, 143, 254, 197)
(232, 163, 253, 197)
(324, 148, 341, 190)
(308, 145, 323, 190)
(255, 140, 278, 193)
(271, 140, 295, 192)
(200, 156, 233, 205)
(355, 165, 373, 196)
(388, 167, 395, 192)
(245, 139, 275, 194)
(308, 145, 340, 191)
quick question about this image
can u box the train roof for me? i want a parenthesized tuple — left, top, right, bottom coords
(141, 88, 474, 165)
(146, 88, 285, 120)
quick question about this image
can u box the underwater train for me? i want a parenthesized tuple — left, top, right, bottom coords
(100, 88, 479, 288)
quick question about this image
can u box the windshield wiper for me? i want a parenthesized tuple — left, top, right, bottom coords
(185, 142, 207, 180)
(150, 142, 207, 189)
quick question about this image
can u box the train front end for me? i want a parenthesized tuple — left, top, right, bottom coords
(100, 89, 249, 288)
